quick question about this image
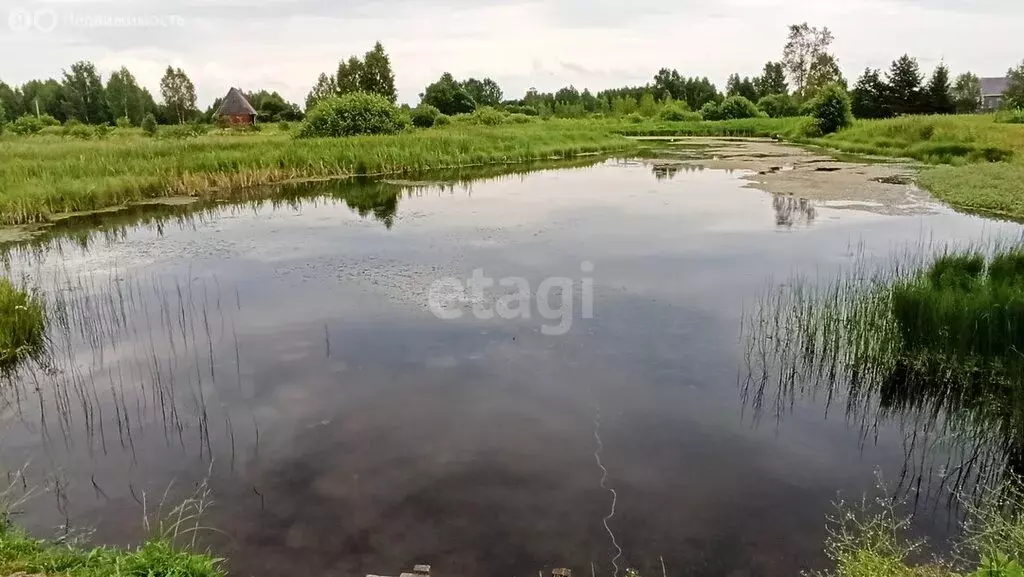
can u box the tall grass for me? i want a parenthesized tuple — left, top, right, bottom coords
(743, 243, 1024, 499)
(0, 278, 45, 370)
(0, 121, 637, 225)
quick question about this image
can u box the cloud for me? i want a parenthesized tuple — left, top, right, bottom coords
(1, 0, 1022, 109)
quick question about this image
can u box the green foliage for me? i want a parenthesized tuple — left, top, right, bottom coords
(305, 72, 337, 111)
(0, 279, 45, 371)
(298, 92, 403, 138)
(461, 78, 502, 107)
(421, 72, 476, 115)
(359, 42, 397, 103)
(62, 119, 95, 139)
(469, 106, 505, 126)
(926, 63, 955, 115)
(953, 73, 983, 114)
(755, 61, 789, 96)
(1006, 61, 1024, 110)
(757, 93, 800, 118)
(851, 68, 891, 119)
(625, 112, 644, 123)
(115, 116, 132, 129)
(159, 66, 198, 124)
(652, 69, 721, 111)
(433, 113, 451, 127)
(726, 73, 759, 102)
(702, 95, 760, 121)
(411, 103, 441, 128)
(160, 122, 211, 139)
(141, 112, 158, 136)
(106, 66, 146, 125)
(504, 113, 534, 124)
(245, 90, 303, 122)
(504, 104, 539, 116)
(660, 102, 701, 121)
(995, 108, 1024, 125)
(10, 115, 45, 135)
(887, 55, 925, 116)
(807, 83, 853, 134)
(277, 121, 292, 132)
(61, 60, 108, 124)
(783, 22, 835, 98)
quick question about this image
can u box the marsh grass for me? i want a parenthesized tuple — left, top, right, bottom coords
(0, 122, 637, 225)
(743, 242, 1024, 499)
(0, 278, 45, 371)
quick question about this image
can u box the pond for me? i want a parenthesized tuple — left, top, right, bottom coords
(1, 143, 1022, 577)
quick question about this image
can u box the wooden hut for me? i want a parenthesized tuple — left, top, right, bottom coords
(215, 87, 257, 125)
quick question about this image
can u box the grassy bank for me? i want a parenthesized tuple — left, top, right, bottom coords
(0, 278, 45, 370)
(0, 121, 637, 225)
(806, 115, 1024, 221)
(0, 523, 222, 577)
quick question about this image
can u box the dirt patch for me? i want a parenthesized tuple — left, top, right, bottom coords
(638, 137, 935, 216)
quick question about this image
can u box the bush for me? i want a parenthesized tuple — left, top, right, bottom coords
(160, 122, 210, 139)
(470, 106, 505, 126)
(38, 114, 60, 127)
(141, 113, 158, 136)
(699, 101, 723, 121)
(298, 92, 403, 138)
(503, 104, 539, 116)
(718, 96, 761, 120)
(433, 113, 451, 127)
(660, 102, 699, 122)
(757, 94, 800, 118)
(94, 124, 112, 138)
(277, 121, 292, 132)
(625, 112, 644, 124)
(10, 115, 45, 135)
(807, 83, 853, 135)
(115, 116, 133, 129)
(411, 103, 441, 128)
(62, 119, 95, 139)
(995, 108, 1024, 124)
(504, 113, 534, 124)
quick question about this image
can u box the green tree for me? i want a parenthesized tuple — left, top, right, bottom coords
(105, 67, 145, 125)
(306, 72, 338, 111)
(159, 66, 197, 124)
(554, 85, 581, 105)
(808, 83, 852, 134)
(246, 90, 303, 121)
(141, 112, 157, 136)
(21, 79, 66, 121)
(0, 81, 20, 120)
(850, 68, 889, 119)
(726, 74, 759, 102)
(420, 73, 475, 115)
(461, 78, 502, 107)
(336, 57, 363, 95)
(783, 22, 834, 99)
(1005, 60, 1024, 110)
(61, 60, 108, 124)
(805, 53, 845, 100)
(925, 63, 955, 115)
(359, 42, 397, 103)
(580, 88, 598, 113)
(951, 72, 982, 114)
(886, 54, 924, 116)
(755, 61, 789, 96)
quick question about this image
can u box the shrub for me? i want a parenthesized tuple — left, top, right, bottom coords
(411, 103, 441, 128)
(94, 124, 112, 138)
(433, 113, 451, 127)
(38, 114, 60, 127)
(470, 106, 505, 126)
(298, 92, 403, 138)
(660, 102, 701, 122)
(0, 279, 46, 371)
(757, 94, 800, 118)
(700, 101, 723, 121)
(277, 121, 292, 132)
(115, 116, 132, 129)
(625, 112, 644, 124)
(807, 83, 853, 135)
(503, 104, 539, 116)
(141, 113, 158, 136)
(62, 119, 97, 139)
(717, 96, 761, 120)
(10, 115, 45, 135)
(160, 122, 210, 139)
(995, 108, 1024, 124)
(504, 113, 534, 124)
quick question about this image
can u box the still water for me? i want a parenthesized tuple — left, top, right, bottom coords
(1, 158, 1021, 577)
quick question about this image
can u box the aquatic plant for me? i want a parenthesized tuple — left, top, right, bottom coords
(0, 278, 45, 370)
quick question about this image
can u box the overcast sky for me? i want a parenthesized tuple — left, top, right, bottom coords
(1, 0, 1022, 108)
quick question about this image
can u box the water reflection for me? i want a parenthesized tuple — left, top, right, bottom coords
(772, 195, 817, 228)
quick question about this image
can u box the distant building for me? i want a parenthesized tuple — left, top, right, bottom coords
(980, 77, 1009, 111)
(214, 87, 257, 125)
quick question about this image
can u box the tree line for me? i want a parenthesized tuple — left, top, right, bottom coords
(0, 61, 304, 127)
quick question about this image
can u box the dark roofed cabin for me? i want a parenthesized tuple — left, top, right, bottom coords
(215, 87, 257, 125)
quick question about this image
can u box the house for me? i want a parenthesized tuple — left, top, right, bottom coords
(214, 87, 257, 125)
(980, 77, 1009, 111)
